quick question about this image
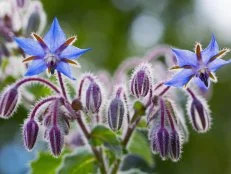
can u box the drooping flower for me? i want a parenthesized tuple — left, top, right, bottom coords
(165, 35, 231, 89)
(14, 18, 90, 79)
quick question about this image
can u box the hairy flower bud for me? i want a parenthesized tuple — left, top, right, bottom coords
(156, 128, 170, 160)
(130, 63, 152, 98)
(17, 0, 27, 8)
(108, 97, 125, 131)
(187, 96, 211, 133)
(0, 86, 19, 118)
(23, 119, 39, 150)
(85, 81, 102, 113)
(169, 130, 181, 162)
(23, 1, 46, 36)
(49, 126, 64, 157)
(43, 102, 70, 139)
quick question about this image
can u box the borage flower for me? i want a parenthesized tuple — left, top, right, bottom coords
(165, 35, 231, 89)
(14, 18, 90, 80)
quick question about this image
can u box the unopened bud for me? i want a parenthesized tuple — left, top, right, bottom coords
(156, 128, 170, 160)
(108, 97, 125, 131)
(0, 86, 19, 118)
(149, 124, 160, 154)
(23, 119, 39, 150)
(169, 130, 181, 162)
(25, 11, 40, 36)
(49, 126, 64, 157)
(187, 97, 211, 133)
(130, 63, 152, 98)
(85, 81, 102, 113)
(17, 0, 27, 8)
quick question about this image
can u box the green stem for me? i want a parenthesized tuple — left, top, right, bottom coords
(111, 111, 142, 174)
(76, 115, 107, 174)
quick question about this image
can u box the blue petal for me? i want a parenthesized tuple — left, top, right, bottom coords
(202, 34, 219, 64)
(172, 48, 197, 67)
(193, 78, 210, 90)
(56, 61, 76, 80)
(208, 58, 231, 72)
(25, 59, 47, 76)
(43, 18, 66, 52)
(165, 69, 194, 87)
(14, 37, 44, 56)
(60, 46, 91, 59)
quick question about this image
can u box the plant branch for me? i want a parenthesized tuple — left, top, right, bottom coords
(15, 77, 60, 93)
(75, 112, 107, 174)
(57, 72, 67, 99)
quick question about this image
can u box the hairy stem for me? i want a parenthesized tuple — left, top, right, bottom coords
(30, 96, 58, 119)
(186, 88, 196, 99)
(159, 86, 170, 96)
(15, 77, 60, 93)
(57, 72, 67, 99)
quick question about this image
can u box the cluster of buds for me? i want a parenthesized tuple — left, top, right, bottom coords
(0, 0, 46, 60)
(0, 59, 214, 162)
(23, 97, 73, 157)
(148, 99, 184, 161)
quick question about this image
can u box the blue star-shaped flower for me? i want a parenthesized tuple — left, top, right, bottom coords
(165, 35, 231, 89)
(14, 18, 90, 80)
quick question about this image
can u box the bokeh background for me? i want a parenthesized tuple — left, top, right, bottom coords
(1, 0, 231, 174)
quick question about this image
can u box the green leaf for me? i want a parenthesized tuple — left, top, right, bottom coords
(127, 128, 154, 167)
(120, 168, 149, 174)
(120, 154, 155, 174)
(89, 125, 122, 157)
(57, 147, 97, 174)
(130, 101, 146, 123)
(30, 151, 64, 174)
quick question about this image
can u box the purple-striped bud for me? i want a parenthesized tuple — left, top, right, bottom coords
(49, 126, 64, 157)
(23, 119, 39, 150)
(0, 86, 19, 119)
(149, 124, 160, 154)
(169, 130, 181, 162)
(16, 0, 26, 8)
(187, 97, 211, 133)
(130, 63, 152, 98)
(156, 128, 170, 160)
(85, 81, 102, 113)
(108, 97, 125, 131)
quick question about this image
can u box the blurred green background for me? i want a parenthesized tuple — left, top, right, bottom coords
(1, 0, 231, 173)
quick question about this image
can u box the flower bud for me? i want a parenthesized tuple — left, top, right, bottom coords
(156, 128, 170, 160)
(49, 126, 64, 157)
(169, 130, 181, 162)
(130, 63, 152, 98)
(149, 124, 160, 154)
(43, 103, 70, 137)
(16, 0, 27, 8)
(23, 1, 46, 35)
(0, 86, 19, 118)
(85, 81, 102, 113)
(23, 119, 39, 150)
(187, 97, 211, 133)
(25, 11, 40, 36)
(108, 97, 125, 131)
